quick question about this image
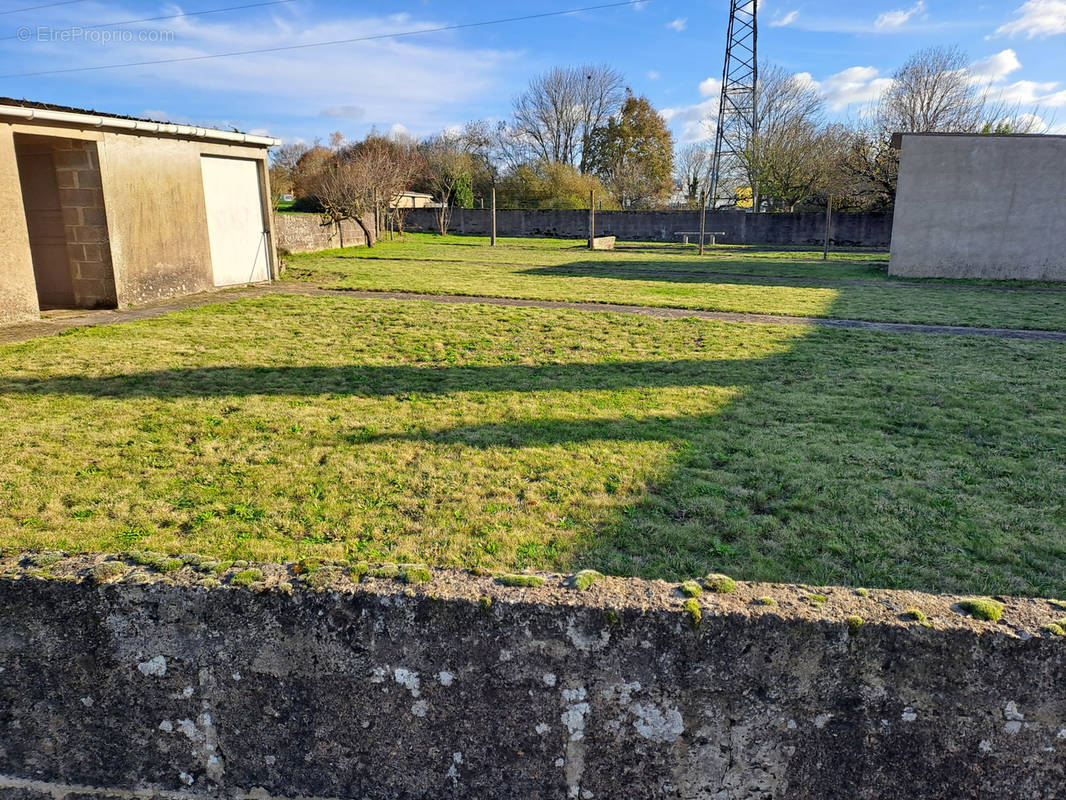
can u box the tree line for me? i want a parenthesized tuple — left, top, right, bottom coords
(270, 45, 1042, 241)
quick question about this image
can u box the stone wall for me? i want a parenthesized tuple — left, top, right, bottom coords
(891, 133, 1066, 280)
(2, 556, 1065, 800)
(403, 209, 893, 247)
(274, 213, 371, 254)
(52, 138, 117, 308)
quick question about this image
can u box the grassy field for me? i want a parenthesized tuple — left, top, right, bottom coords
(2, 292, 1065, 597)
(285, 234, 1066, 331)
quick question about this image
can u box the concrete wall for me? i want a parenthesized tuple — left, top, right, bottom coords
(98, 135, 275, 306)
(0, 119, 276, 325)
(404, 208, 893, 247)
(2, 556, 1065, 800)
(891, 134, 1066, 280)
(275, 212, 371, 254)
(0, 126, 39, 324)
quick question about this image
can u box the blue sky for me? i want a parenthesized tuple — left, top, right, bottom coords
(0, 0, 1064, 144)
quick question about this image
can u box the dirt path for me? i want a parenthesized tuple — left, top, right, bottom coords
(2, 282, 1065, 346)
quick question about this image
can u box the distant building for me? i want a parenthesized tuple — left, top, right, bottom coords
(1, 97, 280, 326)
(391, 191, 437, 209)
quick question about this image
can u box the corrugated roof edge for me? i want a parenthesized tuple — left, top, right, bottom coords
(0, 96, 279, 147)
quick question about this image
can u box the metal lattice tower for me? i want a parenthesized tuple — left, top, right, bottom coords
(709, 0, 758, 209)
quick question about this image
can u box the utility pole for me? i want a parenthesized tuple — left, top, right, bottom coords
(823, 195, 833, 261)
(491, 182, 497, 247)
(709, 0, 758, 211)
(698, 189, 708, 256)
(588, 189, 596, 249)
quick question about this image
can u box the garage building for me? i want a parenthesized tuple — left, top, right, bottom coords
(1, 98, 280, 325)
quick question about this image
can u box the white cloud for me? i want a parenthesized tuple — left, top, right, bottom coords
(874, 0, 927, 30)
(968, 49, 1023, 83)
(994, 0, 1066, 38)
(320, 105, 366, 119)
(667, 17, 687, 32)
(5, 5, 521, 139)
(771, 10, 800, 27)
(647, 70, 661, 80)
(808, 66, 896, 110)
(661, 97, 719, 143)
(698, 77, 721, 98)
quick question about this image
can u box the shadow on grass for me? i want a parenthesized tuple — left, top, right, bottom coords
(0, 359, 761, 398)
(6, 299, 1062, 596)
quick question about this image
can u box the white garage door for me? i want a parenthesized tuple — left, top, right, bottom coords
(200, 156, 270, 286)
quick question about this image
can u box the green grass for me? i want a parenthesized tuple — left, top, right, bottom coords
(285, 234, 1066, 331)
(2, 289, 1065, 597)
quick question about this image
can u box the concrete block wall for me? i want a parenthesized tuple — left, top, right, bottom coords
(52, 139, 116, 308)
(2, 557, 1065, 800)
(274, 213, 370, 254)
(401, 208, 893, 248)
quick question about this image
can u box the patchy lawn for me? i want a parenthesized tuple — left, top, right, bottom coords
(2, 293, 1065, 597)
(285, 233, 1066, 331)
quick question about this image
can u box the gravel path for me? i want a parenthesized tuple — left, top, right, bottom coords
(2, 282, 1065, 345)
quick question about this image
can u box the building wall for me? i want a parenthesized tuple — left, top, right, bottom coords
(890, 134, 1066, 280)
(97, 134, 274, 306)
(0, 126, 39, 324)
(0, 119, 275, 325)
(403, 208, 893, 247)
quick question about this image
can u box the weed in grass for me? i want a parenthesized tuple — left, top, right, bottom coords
(571, 570, 602, 591)
(126, 551, 183, 572)
(277, 580, 294, 595)
(348, 562, 370, 581)
(198, 577, 221, 589)
(805, 594, 828, 607)
(370, 564, 401, 580)
(854, 588, 870, 598)
(90, 561, 126, 584)
(754, 596, 776, 606)
(231, 568, 264, 587)
(401, 564, 432, 584)
(704, 574, 736, 594)
(604, 609, 620, 626)
(26, 552, 64, 568)
(304, 567, 339, 591)
(498, 574, 546, 588)
(683, 598, 702, 629)
(904, 608, 931, 627)
(1042, 623, 1065, 637)
(958, 599, 1004, 622)
(680, 580, 702, 598)
(478, 595, 492, 612)
(846, 615, 864, 632)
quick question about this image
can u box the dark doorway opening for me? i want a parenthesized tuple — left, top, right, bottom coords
(14, 134, 116, 310)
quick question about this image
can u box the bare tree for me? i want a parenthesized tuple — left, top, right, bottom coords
(420, 132, 474, 235)
(730, 64, 827, 211)
(342, 132, 423, 236)
(269, 142, 310, 200)
(305, 153, 375, 248)
(674, 143, 712, 208)
(511, 64, 625, 172)
(840, 45, 1043, 209)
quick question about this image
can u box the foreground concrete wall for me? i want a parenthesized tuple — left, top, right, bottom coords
(2, 557, 1065, 800)
(891, 134, 1066, 280)
(404, 208, 892, 247)
(0, 126, 39, 324)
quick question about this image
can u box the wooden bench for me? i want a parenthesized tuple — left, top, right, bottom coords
(675, 230, 726, 246)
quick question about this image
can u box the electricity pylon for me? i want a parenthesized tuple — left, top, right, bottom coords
(709, 0, 758, 210)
